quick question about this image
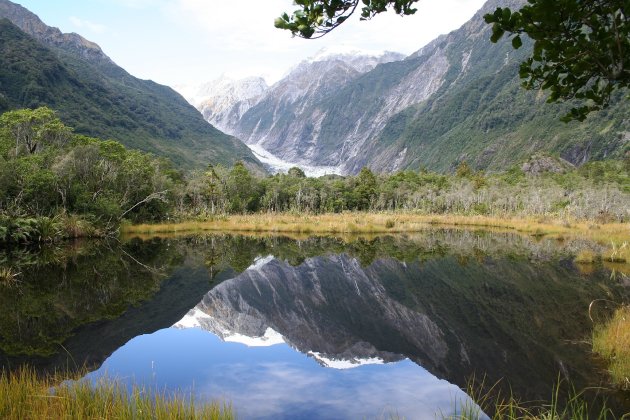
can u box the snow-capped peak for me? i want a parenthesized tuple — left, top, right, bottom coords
(293, 45, 405, 74)
(173, 308, 286, 347)
(307, 351, 388, 370)
(174, 75, 268, 108)
(307, 45, 394, 63)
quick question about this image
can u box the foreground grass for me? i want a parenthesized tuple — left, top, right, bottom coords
(445, 376, 620, 420)
(0, 368, 233, 420)
(594, 305, 630, 391)
(122, 212, 630, 268)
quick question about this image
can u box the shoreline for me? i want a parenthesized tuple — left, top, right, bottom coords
(122, 212, 630, 267)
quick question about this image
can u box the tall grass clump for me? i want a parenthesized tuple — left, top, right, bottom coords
(0, 368, 233, 420)
(0, 266, 20, 287)
(593, 305, 630, 390)
(443, 376, 616, 419)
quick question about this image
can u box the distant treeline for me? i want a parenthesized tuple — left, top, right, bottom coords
(181, 159, 629, 222)
(0, 107, 628, 243)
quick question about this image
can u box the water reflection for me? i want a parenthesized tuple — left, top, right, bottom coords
(172, 248, 625, 403)
(0, 231, 628, 417)
(88, 328, 474, 419)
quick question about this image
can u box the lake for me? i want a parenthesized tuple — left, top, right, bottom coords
(1, 230, 628, 418)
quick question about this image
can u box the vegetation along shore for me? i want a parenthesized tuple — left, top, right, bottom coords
(2, 109, 629, 246)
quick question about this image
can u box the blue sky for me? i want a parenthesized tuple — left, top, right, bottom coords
(15, 0, 487, 87)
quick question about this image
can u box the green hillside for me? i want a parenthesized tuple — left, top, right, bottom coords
(257, 2, 629, 174)
(0, 18, 261, 170)
(365, 24, 630, 172)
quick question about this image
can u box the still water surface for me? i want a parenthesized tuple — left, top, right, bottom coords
(1, 231, 628, 418)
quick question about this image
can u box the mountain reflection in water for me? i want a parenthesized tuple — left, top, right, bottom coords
(1, 232, 628, 417)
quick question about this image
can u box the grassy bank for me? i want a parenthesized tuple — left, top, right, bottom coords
(451, 379, 619, 419)
(122, 212, 630, 267)
(0, 214, 104, 245)
(0, 368, 232, 420)
(594, 305, 630, 391)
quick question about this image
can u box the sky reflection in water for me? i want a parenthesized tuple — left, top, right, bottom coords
(87, 327, 477, 419)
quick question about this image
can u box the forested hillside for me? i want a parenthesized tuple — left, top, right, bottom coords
(0, 0, 262, 171)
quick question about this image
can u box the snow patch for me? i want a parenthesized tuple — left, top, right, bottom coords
(246, 254, 275, 271)
(173, 307, 213, 329)
(308, 351, 387, 370)
(224, 327, 285, 347)
(173, 308, 286, 347)
(307, 45, 391, 63)
(247, 143, 345, 177)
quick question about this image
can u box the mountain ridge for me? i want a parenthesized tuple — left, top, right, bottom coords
(195, 0, 628, 174)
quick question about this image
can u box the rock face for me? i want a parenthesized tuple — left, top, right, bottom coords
(198, 0, 628, 174)
(195, 77, 269, 135)
(239, 49, 406, 166)
(521, 155, 575, 175)
(178, 255, 446, 369)
(0, 0, 111, 65)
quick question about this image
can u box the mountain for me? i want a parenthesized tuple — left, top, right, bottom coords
(214, 47, 405, 168)
(175, 76, 269, 135)
(204, 0, 629, 174)
(0, 0, 263, 171)
(173, 249, 626, 401)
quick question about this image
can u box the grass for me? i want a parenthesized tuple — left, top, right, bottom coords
(0, 368, 233, 420)
(0, 266, 20, 286)
(575, 249, 598, 264)
(443, 376, 618, 419)
(593, 305, 630, 391)
(122, 212, 630, 268)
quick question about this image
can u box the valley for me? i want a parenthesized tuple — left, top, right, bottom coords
(0, 0, 629, 418)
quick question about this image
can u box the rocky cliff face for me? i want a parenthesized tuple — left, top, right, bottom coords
(219, 48, 405, 167)
(195, 77, 269, 135)
(0, 0, 111, 66)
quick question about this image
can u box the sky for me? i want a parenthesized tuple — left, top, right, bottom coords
(14, 0, 487, 87)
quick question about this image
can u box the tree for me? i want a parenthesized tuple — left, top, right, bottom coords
(0, 107, 71, 155)
(485, 0, 629, 122)
(355, 166, 377, 210)
(275, 0, 417, 39)
(226, 162, 259, 213)
(287, 166, 306, 178)
(277, 0, 629, 121)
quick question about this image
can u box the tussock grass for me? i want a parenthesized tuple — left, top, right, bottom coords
(122, 212, 630, 268)
(0, 368, 232, 420)
(445, 376, 616, 419)
(0, 266, 20, 286)
(593, 305, 630, 391)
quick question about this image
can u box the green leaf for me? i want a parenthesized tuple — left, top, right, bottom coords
(490, 26, 505, 43)
(512, 35, 522, 49)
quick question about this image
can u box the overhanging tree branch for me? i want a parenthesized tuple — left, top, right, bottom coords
(119, 190, 168, 220)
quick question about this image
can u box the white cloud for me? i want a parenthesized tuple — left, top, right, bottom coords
(156, 0, 486, 85)
(69, 16, 107, 34)
(106, 0, 157, 9)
